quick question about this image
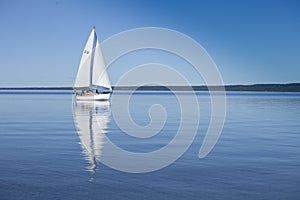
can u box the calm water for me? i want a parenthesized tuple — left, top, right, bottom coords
(0, 91, 299, 199)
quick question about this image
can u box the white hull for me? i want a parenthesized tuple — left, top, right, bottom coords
(75, 93, 110, 101)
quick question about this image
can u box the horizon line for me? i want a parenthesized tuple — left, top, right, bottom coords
(0, 83, 299, 92)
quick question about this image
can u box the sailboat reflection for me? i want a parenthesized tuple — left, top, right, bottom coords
(73, 101, 111, 174)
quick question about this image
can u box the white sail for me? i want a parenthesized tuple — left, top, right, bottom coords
(74, 29, 95, 88)
(92, 41, 111, 90)
(74, 27, 110, 90)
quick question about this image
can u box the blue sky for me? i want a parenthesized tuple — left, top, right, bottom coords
(0, 0, 299, 86)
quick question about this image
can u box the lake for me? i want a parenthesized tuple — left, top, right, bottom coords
(0, 91, 299, 199)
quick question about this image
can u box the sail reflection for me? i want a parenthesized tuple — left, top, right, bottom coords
(73, 101, 110, 174)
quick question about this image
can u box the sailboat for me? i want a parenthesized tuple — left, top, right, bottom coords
(74, 27, 111, 101)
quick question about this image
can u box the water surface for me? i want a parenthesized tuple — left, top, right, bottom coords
(0, 91, 299, 199)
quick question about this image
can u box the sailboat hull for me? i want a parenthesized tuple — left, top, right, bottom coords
(75, 93, 110, 101)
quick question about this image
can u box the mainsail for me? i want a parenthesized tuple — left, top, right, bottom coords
(74, 27, 111, 91)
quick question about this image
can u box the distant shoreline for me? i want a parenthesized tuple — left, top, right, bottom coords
(0, 83, 299, 92)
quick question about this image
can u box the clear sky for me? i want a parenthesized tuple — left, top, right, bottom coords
(0, 0, 299, 86)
